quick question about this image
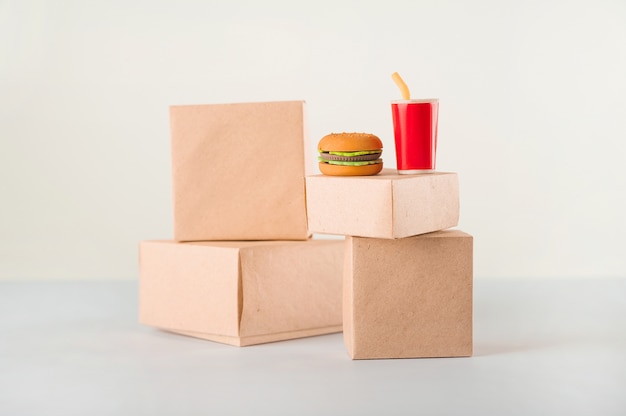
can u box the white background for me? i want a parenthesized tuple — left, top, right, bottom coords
(1, 0, 625, 280)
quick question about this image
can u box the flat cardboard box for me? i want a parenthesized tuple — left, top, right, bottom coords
(170, 100, 311, 241)
(343, 230, 473, 359)
(139, 239, 344, 346)
(306, 169, 459, 239)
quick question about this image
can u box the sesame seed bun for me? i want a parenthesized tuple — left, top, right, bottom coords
(318, 132, 383, 152)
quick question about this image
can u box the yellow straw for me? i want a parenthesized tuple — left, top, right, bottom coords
(391, 72, 411, 100)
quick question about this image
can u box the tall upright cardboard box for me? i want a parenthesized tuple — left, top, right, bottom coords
(170, 100, 311, 242)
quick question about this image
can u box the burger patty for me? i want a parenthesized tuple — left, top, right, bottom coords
(319, 152, 381, 162)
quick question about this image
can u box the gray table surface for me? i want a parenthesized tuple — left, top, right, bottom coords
(1, 278, 625, 415)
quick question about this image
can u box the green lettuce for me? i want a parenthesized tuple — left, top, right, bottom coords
(318, 158, 382, 166)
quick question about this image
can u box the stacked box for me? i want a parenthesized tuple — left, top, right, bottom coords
(343, 231, 472, 359)
(139, 101, 345, 346)
(306, 169, 460, 238)
(169, 101, 311, 241)
(306, 169, 473, 359)
(139, 240, 343, 346)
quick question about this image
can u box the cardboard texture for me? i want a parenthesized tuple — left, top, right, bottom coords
(170, 100, 312, 242)
(306, 169, 460, 239)
(343, 230, 473, 359)
(139, 239, 344, 346)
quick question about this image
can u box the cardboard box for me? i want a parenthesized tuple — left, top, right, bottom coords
(343, 230, 473, 359)
(306, 169, 459, 239)
(170, 100, 312, 242)
(139, 239, 344, 346)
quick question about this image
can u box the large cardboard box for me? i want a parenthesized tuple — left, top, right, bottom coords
(170, 100, 311, 242)
(139, 239, 344, 346)
(343, 230, 473, 359)
(306, 169, 459, 239)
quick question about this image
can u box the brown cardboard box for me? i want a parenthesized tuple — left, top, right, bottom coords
(306, 169, 459, 239)
(343, 230, 473, 359)
(139, 239, 344, 346)
(170, 100, 311, 242)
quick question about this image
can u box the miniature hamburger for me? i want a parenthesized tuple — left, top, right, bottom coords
(318, 132, 383, 176)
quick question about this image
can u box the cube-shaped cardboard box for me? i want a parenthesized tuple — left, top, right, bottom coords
(343, 230, 473, 359)
(170, 100, 312, 242)
(306, 169, 459, 239)
(139, 239, 344, 346)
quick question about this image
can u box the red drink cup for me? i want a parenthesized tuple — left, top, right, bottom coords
(391, 99, 439, 174)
